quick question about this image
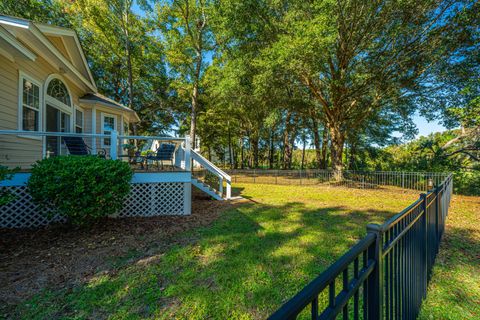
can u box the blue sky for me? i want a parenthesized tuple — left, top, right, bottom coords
(412, 115, 446, 138)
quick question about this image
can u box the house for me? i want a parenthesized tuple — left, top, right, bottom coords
(0, 15, 231, 229)
(0, 15, 140, 167)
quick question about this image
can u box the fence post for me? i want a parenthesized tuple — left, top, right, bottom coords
(420, 193, 428, 297)
(110, 130, 118, 160)
(366, 223, 384, 319)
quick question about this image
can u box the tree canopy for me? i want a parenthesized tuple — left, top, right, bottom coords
(1, 0, 478, 192)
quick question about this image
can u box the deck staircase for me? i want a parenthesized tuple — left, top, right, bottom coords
(191, 178, 224, 200)
(189, 149, 231, 200)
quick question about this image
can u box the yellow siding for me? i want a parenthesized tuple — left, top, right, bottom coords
(0, 47, 135, 168)
(0, 54, 85, 168)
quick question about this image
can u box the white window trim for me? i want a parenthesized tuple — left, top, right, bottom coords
(74, 105, 84, 133)
(101, 112, 117, 148)
(44, 75, 74, 138)
(17, 71, 43, 140)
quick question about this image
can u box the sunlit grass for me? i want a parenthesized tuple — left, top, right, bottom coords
(12, 184, 424, 319)
(419, 195, 480, 320)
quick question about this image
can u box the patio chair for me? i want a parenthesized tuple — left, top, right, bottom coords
(146, 143, 176, 170)
(62, 136, 107, 158)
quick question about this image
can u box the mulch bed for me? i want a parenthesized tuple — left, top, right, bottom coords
(0, 197, 245, 311)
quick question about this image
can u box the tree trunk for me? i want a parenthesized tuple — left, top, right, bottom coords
(311, 120, 322, 169)
(251, 136, 259, 168)
(126, 38, 133, 109)
(348, 141, 357, 170)
(269, 129, 275, 169)
(283, 111, 293, 169)
(228, 126, 233, 169)
(329, 124, 345, 180)
(190, 51, 202, 149)
(301, 137, 306, 170)
(321, 127, 328, 169)
(289, 116, 297, 169)
(241, 138, 245, 169)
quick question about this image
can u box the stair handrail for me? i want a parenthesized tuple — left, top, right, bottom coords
(190, 149, 231, 199)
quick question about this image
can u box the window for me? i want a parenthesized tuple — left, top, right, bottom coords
(101, 114, 116, 147)
(75, 109, 83, 133)
(21, 77, 41, 131)
(47, 78, 71, 107)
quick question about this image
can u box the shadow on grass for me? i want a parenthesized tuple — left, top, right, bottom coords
(418, 224, 480, 320)
(14, 201, 401, 320)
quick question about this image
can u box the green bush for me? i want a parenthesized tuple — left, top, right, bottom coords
(0, 165, 17, 206)
(28, 156, 133, 225)
(453, 170, 480, 196)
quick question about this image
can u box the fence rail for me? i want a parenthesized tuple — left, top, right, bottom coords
(227, 169, 449, 192)
(268, 174, 453, 320)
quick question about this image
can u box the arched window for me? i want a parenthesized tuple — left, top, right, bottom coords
(47, 78, 71, 106)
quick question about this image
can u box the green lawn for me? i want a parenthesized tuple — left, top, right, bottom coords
(9, 183, 476, 320)
(419, 195, 480, 320)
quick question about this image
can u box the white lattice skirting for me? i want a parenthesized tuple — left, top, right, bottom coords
(0, 182, 190, 229)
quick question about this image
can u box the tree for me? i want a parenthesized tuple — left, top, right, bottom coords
(155, 0, 214, 148)
(0, 0, 70, 25)
(64, 0, 172, 134)
(248, 0, 472, 172)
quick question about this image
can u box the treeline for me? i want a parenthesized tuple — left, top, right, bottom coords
(1, 0, 478, 180)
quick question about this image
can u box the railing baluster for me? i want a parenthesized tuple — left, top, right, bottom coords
(353, 257, 359, 320)
(343, 268, 348, 320)
(311, 296, 318, 319)
(329, 281, 335, 310)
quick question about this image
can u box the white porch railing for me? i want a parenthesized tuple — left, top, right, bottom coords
(0, 129, 190, 170)
(191, 149, 232, 200)
(0, 129, 232, 201)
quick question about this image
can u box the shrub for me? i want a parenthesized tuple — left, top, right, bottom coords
(453, 170, 480, 196)
(0, 165, 17, 206)
(28, 156, 133, 225)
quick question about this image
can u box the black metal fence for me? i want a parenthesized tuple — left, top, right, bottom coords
(268, 174, 453, 320)
(226, 170, 449, 192)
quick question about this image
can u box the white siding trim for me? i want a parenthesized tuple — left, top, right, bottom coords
(17, 70, 43, 140)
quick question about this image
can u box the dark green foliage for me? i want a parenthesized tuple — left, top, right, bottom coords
(27, 156, 133, 225)
(0, 166, 17, 206)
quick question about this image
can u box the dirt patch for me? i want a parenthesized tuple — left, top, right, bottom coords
(0, 197, 246, 310)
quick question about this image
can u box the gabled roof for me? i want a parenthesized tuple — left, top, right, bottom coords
(0, 14, 96, 92)
(35, 22, 96, 88)
(80, 93, 140, 122)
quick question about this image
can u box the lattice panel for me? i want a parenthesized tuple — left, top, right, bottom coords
(0, 186, 65, 228)
(1, 182, 186, 228)
(119, 182, 185, 217)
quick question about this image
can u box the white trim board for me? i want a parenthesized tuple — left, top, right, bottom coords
(1, 172, 192, 186)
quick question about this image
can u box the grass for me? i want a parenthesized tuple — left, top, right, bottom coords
(8, 183, 478, 319)
(419, 195, 480, 320)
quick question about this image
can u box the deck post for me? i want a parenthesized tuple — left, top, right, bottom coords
(110, 130, 118, 160)
(219, 176, 224, 196)
(184, 136, 191, 171)
(92, 106, 97, 154)
(226, 178, 231, 199)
